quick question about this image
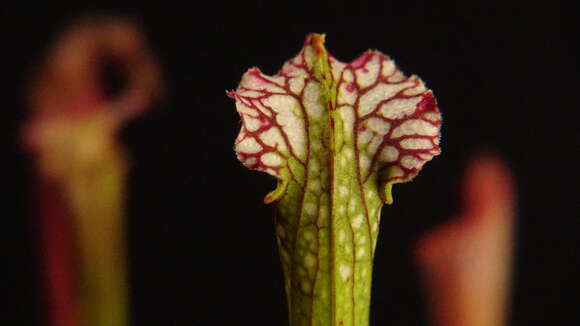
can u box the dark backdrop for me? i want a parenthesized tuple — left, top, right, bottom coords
(4, 1, 579, 325)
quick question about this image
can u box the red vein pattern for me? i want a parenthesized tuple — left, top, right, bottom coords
(229, 34, 441, 326)
(229, 44, 441, 192)
(335, 50, 441, 187)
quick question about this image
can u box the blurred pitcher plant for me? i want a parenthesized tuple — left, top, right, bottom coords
(23, 17, 161, 326)
(415, 154, 516, 326)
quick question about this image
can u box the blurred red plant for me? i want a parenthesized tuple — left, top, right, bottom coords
(415, 154, 516, 326)
(23, 16, 161, 326)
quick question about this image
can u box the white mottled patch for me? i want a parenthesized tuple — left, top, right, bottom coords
(381, 60, 395, 77)
(337, 205, 346, 215)
(423, 112, 441, 122)
(391, 119, 439, 138)
(343, 69, 354, 83)
(309, 158, 320, 173)
(379, 146, 399, 162)
(359, 155, 371, 173)
(361, 267, 368, 277)
(253, 101, 273, 118)
(311, 138, 322, 151)
(357, 247, 366, 259)
(281, 62, 305, 76)
(236, 137, 262, 154)
(304, 46, 315, 69)
(371, 207, 380, 220)
(339, 105, 355, 135)
(341, 154, 350, 167)
(304, 253, 316, 268)
(266, 168, 277, 175)
(367, 117, 391, 135)
(401, 155, 422, 169)
(357, 128, 373, 146)
(367, 135, 382, 155)
(242, 115, 261, 132)
(339, 186, 348, 197)
(365, 190, 375, 202)
(387, 71, 405, 82)
(261, 74, 286, 87)
(331, 59, 346, 80)
(344, 244, 351, 254)
(291, 53, 304, 66)
(400, 138, 433, 150)
(261, 152, 281, 166)
(403, 78, 426, 96)
(245, 157, 257, 165)
(338, 230, 346, 243)
(358, 235, 367, 244)
(339, 265, 351, 281)
(348, 199, 357, 213)
(241, 70, 285, 93)
(358, 81, 415, 116)
(345, 150, 354, 159)
(262, 95, 306, 158)
(303, 81, 324, 120)
(318, 206, 328, 225)
(235, 101, 257, 115)
(379, 96, 422, 120)
(305, 203, 317, 215)
(238, 89, 263, 98)
(372, 222, 378, 232)
(338, 83, 357, 105)
(355, 53, 380, 88)
(259, 127, 285, 150)
(289, 77, 305, 94)
(309, 179, 321, 192)
(352, 214, 364, 229)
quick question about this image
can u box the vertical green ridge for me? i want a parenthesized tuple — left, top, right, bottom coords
(274, 34, 380, 326)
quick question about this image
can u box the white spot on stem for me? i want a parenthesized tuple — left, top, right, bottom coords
(352, 214, 364, 229)
(305, 203, 317, 215)
(309, 179, 321, 192)
(304, 253, 316, 268)
(340, 265, 351, 281)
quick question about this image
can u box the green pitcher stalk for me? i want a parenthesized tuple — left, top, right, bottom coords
(24, 17, 160, 326)
(229, 34, 441, 326)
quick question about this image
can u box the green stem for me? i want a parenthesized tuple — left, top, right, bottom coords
(274, 124, 382, 326)
(64, 122, 129, 326)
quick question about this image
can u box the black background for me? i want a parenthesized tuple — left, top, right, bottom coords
(4, 1, 579, 325)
